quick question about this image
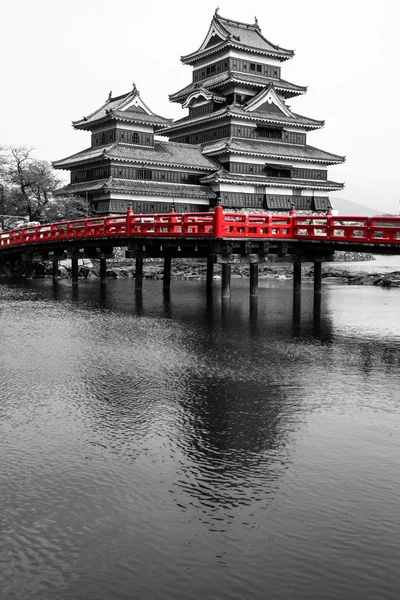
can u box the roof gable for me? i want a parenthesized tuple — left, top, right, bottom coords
(181, 11, 294, 64)
(72, 84, 171, 130)
(244, 85, 293, 117)
(182, 87, 225, 109)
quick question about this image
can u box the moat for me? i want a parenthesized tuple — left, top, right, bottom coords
(1, 267, 399, 600)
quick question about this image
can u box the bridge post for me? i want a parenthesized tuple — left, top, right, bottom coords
(163, 255, 171, 291)
(100, 254, 107, 284)
(206, 255, 214, 292)
(221, 263, 231, 299)
(52, 258, 59, 280)
(71, 253, 79, 285)
(25, 257, 34, 280)
(293, 261, 302, 295)
(135, 257, 144, 291)
(314, 261, 322, 295)
(249, 258, 259, 297)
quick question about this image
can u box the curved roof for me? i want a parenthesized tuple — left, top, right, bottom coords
(161, 101, 323, 136)
(200, 168, 344, 191)
(53, 141, 218, 171)
(202, 137, 346, 165)
(55, 178, 216, 200)
(170, 72, 306, 103)
(73, 87, 172, 131)
(181, 12, 294, 64)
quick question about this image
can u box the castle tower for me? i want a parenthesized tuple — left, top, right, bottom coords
(160, 11, 345, 211)
(54, 12, 344, 215)
(53, 85, 217, 214)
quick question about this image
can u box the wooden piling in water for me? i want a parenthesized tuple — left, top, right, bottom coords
(293, 261, 302, 295)
(221, 263, 231, 299)
(163, 255, 171, 291)
(100, 255, 107, 284)
(52, 258, 59, 281)
(135, 257, 143, 291)
(314, 261, 322, 294)
(250, 261, 258, 297)
(206, 255, 214, 292)
(71, 254, 79, 285)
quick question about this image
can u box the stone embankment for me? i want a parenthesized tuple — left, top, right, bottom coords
(320, 268, 400, 287)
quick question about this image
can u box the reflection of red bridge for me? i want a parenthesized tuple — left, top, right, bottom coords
(1, 207, 400, 298)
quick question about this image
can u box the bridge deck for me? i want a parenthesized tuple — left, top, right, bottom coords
(1, 208, 400, 256)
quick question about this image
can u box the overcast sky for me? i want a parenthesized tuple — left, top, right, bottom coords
(1, 0, 399, 212)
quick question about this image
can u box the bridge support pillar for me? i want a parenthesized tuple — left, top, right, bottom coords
(163, 255, 171, 291)
(314, 261, 322, 295)
(293, 261, 302, 295)
(250, 260, 259, 297)
(206, 255, 214, 292)
(221, 263, 231, 299)
(52, 258, 59, 280)
(100, 255, 107, 284)
(25, 257, 34, 280)
(135, 257, 143, 291)
(71, 254, 79, 285)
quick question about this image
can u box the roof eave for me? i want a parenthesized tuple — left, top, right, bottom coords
(180, 41, 294, 66)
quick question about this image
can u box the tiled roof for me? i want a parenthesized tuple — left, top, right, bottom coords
(202, 137, 346, 164)
(181, 13, 293, 64)
(53, 145, 113, 168)
(56, 178, 216, 200)
(107, 179, 216, 199)
(73, 89, 172, 130)
(170, 72, 306, 103)
(55, 180, 109, 195)
(53, 141, 218, 170)
(200, 169, 344, 190)
(108, 142, 217, 169)
(161, 104, 323, 135)
(53, 146, 110, 168)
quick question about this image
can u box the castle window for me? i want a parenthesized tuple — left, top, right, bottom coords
(257, 64, 262, 73)
(101, 133, 105, 144)
(250, 63, 256, 71)
(257, 126, 282, 140)
(137, 169, 152, 180)
(132, 132, 139, 144)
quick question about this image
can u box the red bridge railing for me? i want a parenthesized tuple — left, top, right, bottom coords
(1, 207, 400, 249)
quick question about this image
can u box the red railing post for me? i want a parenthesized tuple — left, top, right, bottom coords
(126, 207, 134, 236)
(214, 205, 224, 239)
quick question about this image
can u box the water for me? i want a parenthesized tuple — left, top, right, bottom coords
(1, 268, 400, 600)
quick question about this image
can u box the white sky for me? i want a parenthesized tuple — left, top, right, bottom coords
(1, 0, 399, 212)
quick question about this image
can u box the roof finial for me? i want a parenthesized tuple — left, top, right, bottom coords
(132, 81, 138, 96)
(254, 16, 259, 27)
(108, 90, 112, 101)
(214, 6, 219, 16)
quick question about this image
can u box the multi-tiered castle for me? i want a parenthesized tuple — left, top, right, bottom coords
(54, 11, 344, 215)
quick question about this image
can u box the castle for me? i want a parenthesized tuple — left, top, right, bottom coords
(53, 11, 344, 215)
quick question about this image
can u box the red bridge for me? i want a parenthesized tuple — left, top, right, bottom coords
(1, 206, 400, 299)
(1, 207, 400, 248)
